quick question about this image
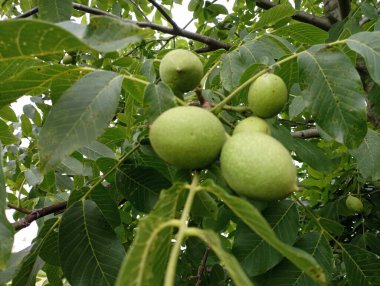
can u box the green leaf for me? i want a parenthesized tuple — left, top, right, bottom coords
(273, 22, 328, 45)
(116, 184, 185, 286)
(0, 59, 91, 107)
(0, 120, 20, 145)
(204, 180, 326, 285)
(0, 248, 30, 284)
(350, 129, 380, 181)
(346, 31, 380, 85)
(39, 0, 73, 22)
(115, 165, 171, 212)
(59, 200, 125, 286)
(253, 3, 294, 30)
(0, 143, 13, 270)
(221, 35, 294, 92)
(0, 105, 18, 122)
(13, 219, 60, 286)
(0, 17, 151, 59)
(24, 166, 44, 186)
(57, 156, 92, 176)
(59, 16, 153, 53)
(143, 82, 177, 124)
(79, 140, 116, 160)
(233, 200, 299, 276)
(343, 244, 380, 286)
(90, 185, 121, 229)
(191, 190, 218, 219)
(264, 232, 333, 285)
(39, 219, 60, 266)
(188, 228, 254, 286)
(298, 48, 367, 148)
(38, 71, 123, 173)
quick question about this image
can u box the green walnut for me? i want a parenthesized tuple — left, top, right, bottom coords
(159, 49, 204, 93)
(346, 195, 364, 213)
(220, 132, 298, 201)
(248, 73, 288, 118)
(62, 54, 73, 65)
(233, 116, 271, 136)
(149, 106, 225, 169)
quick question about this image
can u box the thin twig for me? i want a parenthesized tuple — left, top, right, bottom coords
(148, 0, 179, 30)
(13, 202, 67, 231)
(14, 6, 38, 18)
(195, 247, 211, 286)
(255, 0, 332, 31)
(7, 203, 31, 214)
(129, 0, 151, 22)
(291, 128, 320, 139)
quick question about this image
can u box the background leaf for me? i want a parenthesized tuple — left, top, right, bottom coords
(263, 232, 333, 285)
(143, 82, 176, 124)
(204, 181, 326, 285)
(115, 165, 171, 212)
(39, 0, 73, 22)
(350, 129, 380, 180)
(346, 31, 380, 85)
(298, 48, 367, 148)
(59, 200, 125, 286)
(253, 4, 295, 30)
(343, 244, 380, 286)
(233, 200, 299, 276)
(38, 70, 123, 173)
(273, 22, 328, 45)
(0, 143, 13, 270)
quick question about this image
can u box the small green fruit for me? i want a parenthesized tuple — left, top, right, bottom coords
(62, 54, 73, 64)
(149, 106, 225, 169)
(220, 132, 297, 201)
(346, 195, 364, 213)
(248, 73, 288, 118)
(233, 116, 271, 135)
(159, 49, 203, 93)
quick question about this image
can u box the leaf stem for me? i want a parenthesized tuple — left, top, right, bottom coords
(164, 172, 200, 286)
(82, 144, 140, 199)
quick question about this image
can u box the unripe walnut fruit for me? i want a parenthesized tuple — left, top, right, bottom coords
(248, 73, 288, 118)
(346, 195, 363, 213)
(233, 116, 271, 135)
(220, 132, 297, 201)
(62, 54, 73, 64)
(149, 106, 225, 170)
(159, 49, 203, 93)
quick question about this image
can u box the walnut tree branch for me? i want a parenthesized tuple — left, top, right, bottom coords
(147, 0, 180, 30)
(255, 0, 332, 31)
(291, 129, 320, 139)
(129, 0, 151, 22)
(13, 202, 67, 231)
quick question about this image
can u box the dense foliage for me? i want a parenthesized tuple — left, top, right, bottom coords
(0, 0, 380, 285)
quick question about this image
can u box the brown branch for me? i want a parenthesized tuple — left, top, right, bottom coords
(14, 7, 38, 18)
(147, 0, 180, 30)
(13, 202, 67, 231)
(194, 247, 211, 286)
(13, 3, 230, 51)
(256, 0, 332, 31)
(72, 3, 230, 51)
(291, 129, 320, 139)
(7, 203, 31, 214)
